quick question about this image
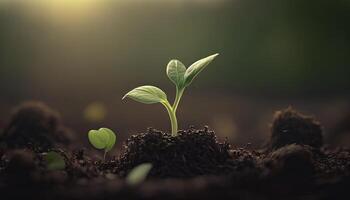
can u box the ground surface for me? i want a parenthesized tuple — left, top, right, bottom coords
(0, 102, 349, 200)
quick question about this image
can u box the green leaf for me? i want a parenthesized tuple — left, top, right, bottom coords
(166, 59, 186, 88)
(126, 163, 153, 186)
(184, 53, 219, 87)
(88, 129, 109, 149)
(88, 128, 116, 152)
(45, 152, 66, 171)
(122, 85, 167, 104)
(102, 128, 116, 151)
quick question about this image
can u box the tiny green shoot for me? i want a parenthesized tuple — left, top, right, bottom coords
(123, 53, 219, 136)
(126, 163, 153, 186)
(44, 151, 66, 171)
(88, 128, 116, 161)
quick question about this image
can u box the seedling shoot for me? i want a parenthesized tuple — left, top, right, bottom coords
(123, 53, 219, 136)
(88, 128, 116, 161)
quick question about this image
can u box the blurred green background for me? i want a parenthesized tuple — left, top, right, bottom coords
(0, 0, 349, 147)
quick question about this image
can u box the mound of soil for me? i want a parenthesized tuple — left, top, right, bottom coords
(0, 102, 75, 151)
(270, 107, 323, 149)
(116, 127, 256, 178)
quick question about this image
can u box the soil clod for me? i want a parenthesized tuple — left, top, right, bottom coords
(263, 144, 315, 180)
(0, 101, 75, 151)
(270, 107, 323, 149)
(116, 127, 254, 179)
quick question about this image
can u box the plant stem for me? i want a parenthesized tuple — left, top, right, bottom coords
(162, 101, 178, 137)
(103, 150, 107, 162)
(173, 87, 185, 113)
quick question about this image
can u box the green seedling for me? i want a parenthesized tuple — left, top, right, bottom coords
(88, 128, 116, 161)
(123, 53, 219, 136)
(44, 151, 66, 171)
(126, 163, 153, 186)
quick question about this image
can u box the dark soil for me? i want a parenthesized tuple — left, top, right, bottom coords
(0, 102, 75, 151)
(0, 102, 349, 200)
(269, 107, 323, 149)
(116, 127, 256, 178)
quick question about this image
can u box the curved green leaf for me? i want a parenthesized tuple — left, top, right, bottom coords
(88, 129, 108, 149)
(101, 128, 116, 151)
(166, 59, 186, 88)
(88, 128, 116, 152)
(184, 53, 219, 86)
(122, 85, 167, 104)
(126, 163, 153, 186)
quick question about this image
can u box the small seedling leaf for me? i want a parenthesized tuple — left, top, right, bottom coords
(126, 163, 153, 186)
(45, 152, 66, 171)
(166, 59, 186, 88)
(88, 128, 116, 152)
(88, 129, 109, 149)
(184, 53, 219, 86)
(123, 85, 167, 104)
(101, 128, 116, 151)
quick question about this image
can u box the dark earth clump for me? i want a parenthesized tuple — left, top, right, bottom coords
(116, 126, 256, 178)
(0, 101, 75, 151)
(270, 107, 323, 149)
(260, 144, 316, 196)
(3, 149, 38, 184)
(263, 144, 315, 178)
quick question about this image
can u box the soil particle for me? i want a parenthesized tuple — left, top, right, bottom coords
(314, 147, 350, 178)
(270, 107, 323, 149)
(51, 148, 119, 180)
(116, 127, 255, 178)
(0, 101, 75, 151)
(52, 148, 98, 179)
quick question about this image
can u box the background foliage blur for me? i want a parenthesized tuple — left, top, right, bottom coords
(1, 0, 349, 147)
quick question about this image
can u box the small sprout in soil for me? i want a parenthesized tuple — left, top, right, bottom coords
(88, 128, 116, 161)
(126, 163, 153, 186)
(123, 53, 219, 136)
(44, 151, 66, 171)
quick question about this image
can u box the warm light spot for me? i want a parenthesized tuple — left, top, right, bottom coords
(84, 102, 107, 123)
(36, 0, 102, 26)
(211, 114, 238, 140)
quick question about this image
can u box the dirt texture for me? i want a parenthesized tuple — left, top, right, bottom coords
(0, 102, 349, 200)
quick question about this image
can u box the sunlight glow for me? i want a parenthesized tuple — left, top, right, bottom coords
(37, 0, 102, 26)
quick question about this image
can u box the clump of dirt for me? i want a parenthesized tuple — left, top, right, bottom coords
(270, 107, 323, 149)
(116, 126, 256, 178)
(0, 101, 75, 151)
(3, 150, 38, 183)
(262, 144, 315, 188)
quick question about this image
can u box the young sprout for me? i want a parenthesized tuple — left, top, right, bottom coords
(126, 163, 153, 186)
(123, 53, 219, 136)
(88, 128, 116, 161)
(44, 151, 66, 171)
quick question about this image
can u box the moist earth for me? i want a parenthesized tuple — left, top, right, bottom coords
(0, 102, 349, 200)
(116, 126, 256, 178)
